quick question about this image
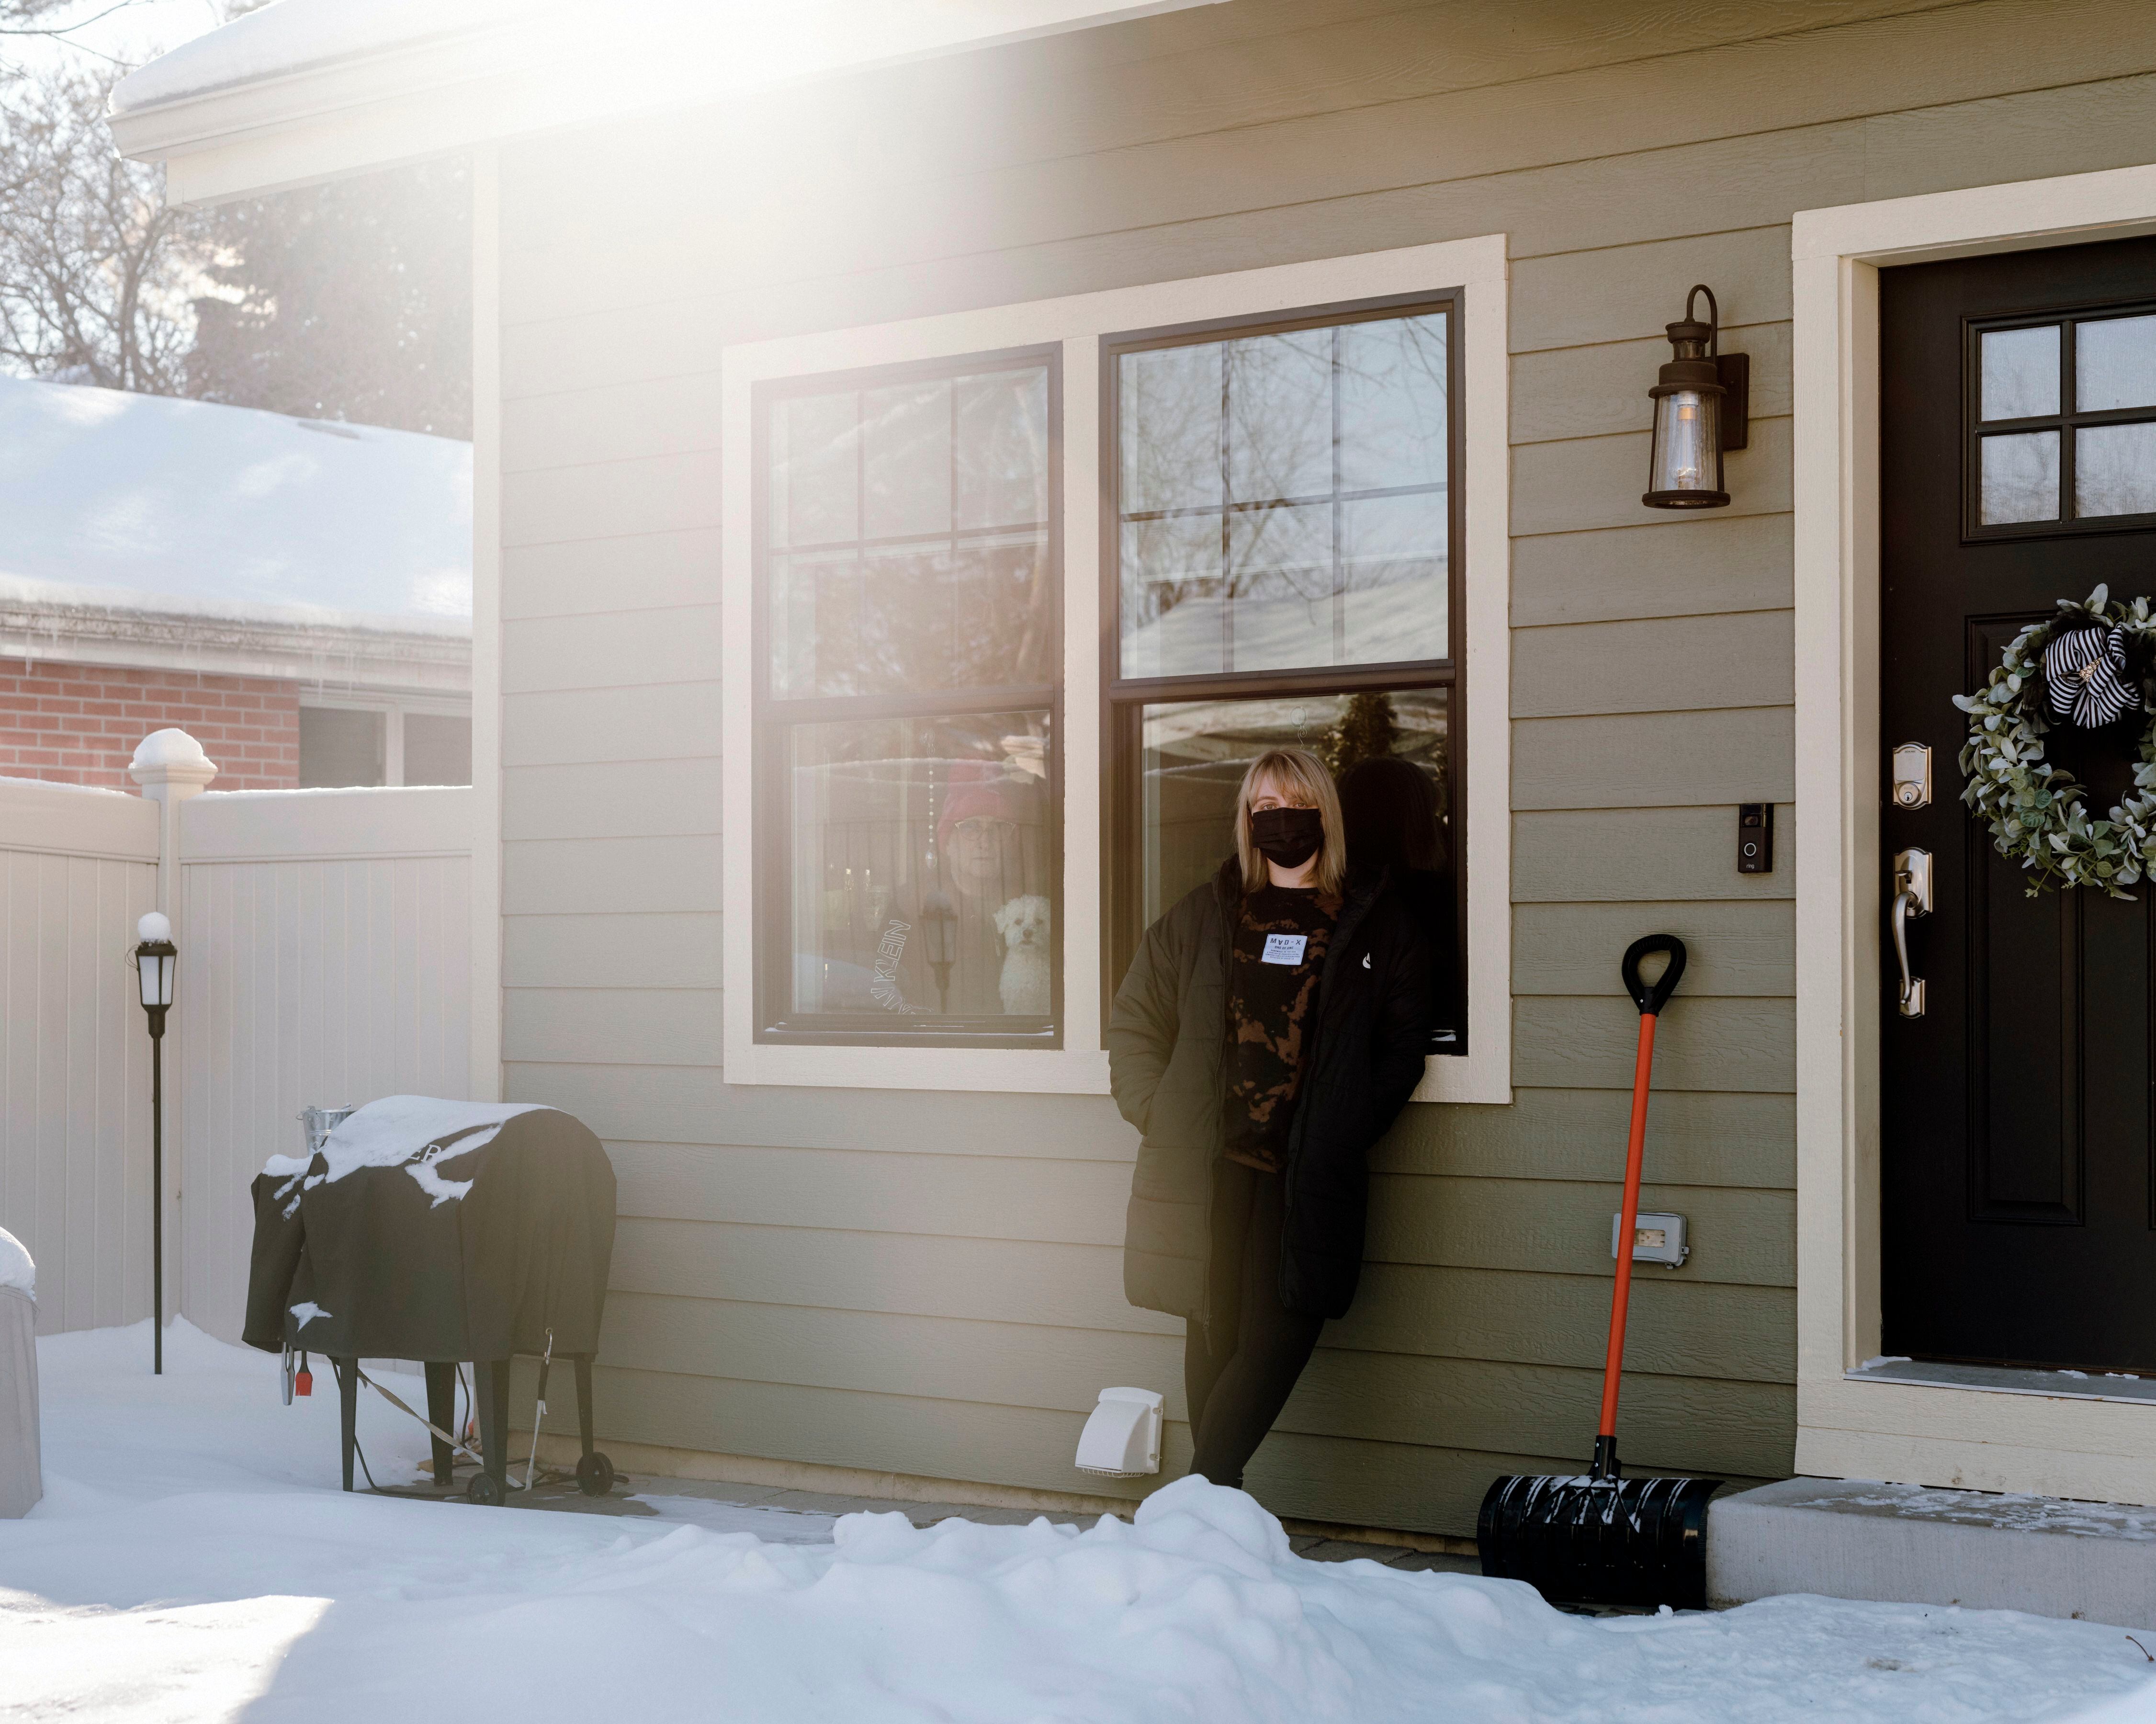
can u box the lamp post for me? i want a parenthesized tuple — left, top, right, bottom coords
(132, 911, 176, 1375)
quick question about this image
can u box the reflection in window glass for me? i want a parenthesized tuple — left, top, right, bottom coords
(1979, 325, 2060, 421)
(769, 363, 1051, 698)
(1137, 688, 1446, 927)
(2076, 421, 2156, 519)
(789, 713, 1051, 1021)
(2077, 314, 2156, 414)
(1118, 312, 1448, 680)
(1979, 430, 2060, 524)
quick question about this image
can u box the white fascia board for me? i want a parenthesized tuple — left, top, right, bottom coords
(111, 0, 1227, 208)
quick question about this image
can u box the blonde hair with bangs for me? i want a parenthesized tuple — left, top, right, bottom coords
(1234, 747, 1347, 896)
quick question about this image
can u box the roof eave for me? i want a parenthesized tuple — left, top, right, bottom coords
(110, 0, 1227, 208)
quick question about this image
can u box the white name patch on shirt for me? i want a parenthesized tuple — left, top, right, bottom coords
(1261, 933, 1309, 966)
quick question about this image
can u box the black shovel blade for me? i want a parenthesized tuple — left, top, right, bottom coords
(1477, 1471, 1720, 1610)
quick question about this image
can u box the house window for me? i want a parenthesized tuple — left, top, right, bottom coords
(1105, 298, 1463, 1043)
(753, 349, 1061, 1046)
(1968, 305, 2156, 536)
(300, 701, 473, 787)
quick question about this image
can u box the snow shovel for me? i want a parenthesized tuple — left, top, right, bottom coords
(1476, 933, 1720, 1610)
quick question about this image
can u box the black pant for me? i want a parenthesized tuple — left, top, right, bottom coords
(1185, 1158, 1324, 1491)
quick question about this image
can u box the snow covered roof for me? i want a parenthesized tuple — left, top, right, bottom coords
(109, 1, 1226, 206)
(0, 376, 470, 630)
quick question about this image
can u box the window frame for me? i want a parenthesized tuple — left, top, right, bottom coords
(748, 344, 1066, 1049)
(1098, 291, 1467, 1042)
(719, 236, 1512, 1098)
(1963, 298, 2156, 542)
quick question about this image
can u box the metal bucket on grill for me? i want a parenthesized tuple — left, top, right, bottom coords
(298, 1104, 355, 1158)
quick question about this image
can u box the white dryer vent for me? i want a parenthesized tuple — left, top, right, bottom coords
(1075, 1386, 1163, 1477)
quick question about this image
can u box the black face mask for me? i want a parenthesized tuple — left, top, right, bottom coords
(1249, 805, 1324, 871)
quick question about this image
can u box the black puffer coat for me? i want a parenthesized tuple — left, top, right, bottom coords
(1106, 858, 1433, 1322)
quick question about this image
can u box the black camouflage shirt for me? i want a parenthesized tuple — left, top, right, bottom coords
(1224, 884, 1341, 1173)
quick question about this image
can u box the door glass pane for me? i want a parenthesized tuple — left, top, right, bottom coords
(1980, 325, 2060, 420)
(1118, 308, 1449, 680)
(767, 362, 1051, 698)
(2075, 421, 2156, 519)
(788, 712, 1051, 1021)
(1978, 430, 2060, 523)
(1137, 688, 1447, 927)
(2077, 314, 2156, 413)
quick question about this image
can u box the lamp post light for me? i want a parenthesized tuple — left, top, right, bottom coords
(132, 911, 176, 1375)
(1642, 284, 1750, 510)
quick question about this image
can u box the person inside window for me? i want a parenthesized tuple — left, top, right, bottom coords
(1107, 745, 1432, 1492)
(1337, 753, 1457, 1051)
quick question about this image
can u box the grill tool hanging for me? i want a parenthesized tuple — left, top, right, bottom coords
(1476, 934, 1721, 1609)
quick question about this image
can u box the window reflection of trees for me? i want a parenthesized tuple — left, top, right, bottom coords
(1118, 314, 1450, 680)
(774, 366, 1053, 698)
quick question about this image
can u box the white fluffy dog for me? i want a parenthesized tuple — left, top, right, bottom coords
(993, 894, 1052, 1016)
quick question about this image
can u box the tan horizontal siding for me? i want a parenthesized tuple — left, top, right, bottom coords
(1513, 806, 1794, 903)
(489, 0, 2156, 1531)
(501, 529, 720, 622)
(1512, 611, 1795, 719)
(1516, 997, 1796, 1093)
(1511, 516, 1793, 628)
(1514, 900, 1793, 996)
(1378, 1086, 1793, 1189)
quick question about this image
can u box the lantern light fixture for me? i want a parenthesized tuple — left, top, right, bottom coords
(131, 910, 176, 1375)
(1642, 284, 1749, 510)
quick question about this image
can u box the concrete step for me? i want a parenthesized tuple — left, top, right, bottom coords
(1709, 1477, 2156, 1630)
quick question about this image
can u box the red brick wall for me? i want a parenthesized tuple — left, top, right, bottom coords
(0, 658, 301, 790)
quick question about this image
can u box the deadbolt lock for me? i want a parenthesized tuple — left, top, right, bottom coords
(1891, 742, 1932, 810)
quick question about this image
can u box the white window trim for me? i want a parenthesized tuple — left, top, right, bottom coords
(721, 235, 1512, 1099)
(1794, 164, 2156, 1503)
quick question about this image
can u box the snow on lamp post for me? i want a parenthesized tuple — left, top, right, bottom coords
(132, 911, 176, 1376)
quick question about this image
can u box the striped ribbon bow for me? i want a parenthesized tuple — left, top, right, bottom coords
(2043, 623, 2140, 729)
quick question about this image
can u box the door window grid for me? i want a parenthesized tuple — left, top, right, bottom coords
(1967, 305, 2156, 536)
(753, 349, 1062, 1048)
(1104, 295, 1465, 1047)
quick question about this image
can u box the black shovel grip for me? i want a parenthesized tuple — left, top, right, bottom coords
(1621, 933, 1687, 1017)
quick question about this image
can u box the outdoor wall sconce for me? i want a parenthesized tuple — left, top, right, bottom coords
(1642, 284, 1750, 510)
(131, 911, 177, 1376)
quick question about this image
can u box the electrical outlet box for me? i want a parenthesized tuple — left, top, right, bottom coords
(1738, 803, 1774, 873)
(1612, 1211, 1690, 1268)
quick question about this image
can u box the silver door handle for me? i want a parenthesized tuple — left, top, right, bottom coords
(1892, 849, 1932, 1019)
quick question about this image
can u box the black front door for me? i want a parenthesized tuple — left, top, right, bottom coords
(1881, 236, 2156, 1372)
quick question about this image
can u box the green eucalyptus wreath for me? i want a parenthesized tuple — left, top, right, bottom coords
(1955, 585, 2156, 898)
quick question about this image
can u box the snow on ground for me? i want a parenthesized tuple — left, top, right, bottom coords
(5, 1323, 2156, 1724)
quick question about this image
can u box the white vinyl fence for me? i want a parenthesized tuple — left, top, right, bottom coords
(0, 736, 473, 1342)
(0, 778, 159, 1335)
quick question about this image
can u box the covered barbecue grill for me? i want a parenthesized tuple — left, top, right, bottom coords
(244, 1095, 617, 1504)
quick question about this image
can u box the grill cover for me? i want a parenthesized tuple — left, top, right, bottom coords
(243, 1098, 615, 1362)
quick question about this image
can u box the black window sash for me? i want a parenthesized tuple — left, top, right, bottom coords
(1097, 290, 1468, 1049)
(750, 346, 1065, 1049)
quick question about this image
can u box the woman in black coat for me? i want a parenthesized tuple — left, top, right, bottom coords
(1106, 746, 1432, 1491)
